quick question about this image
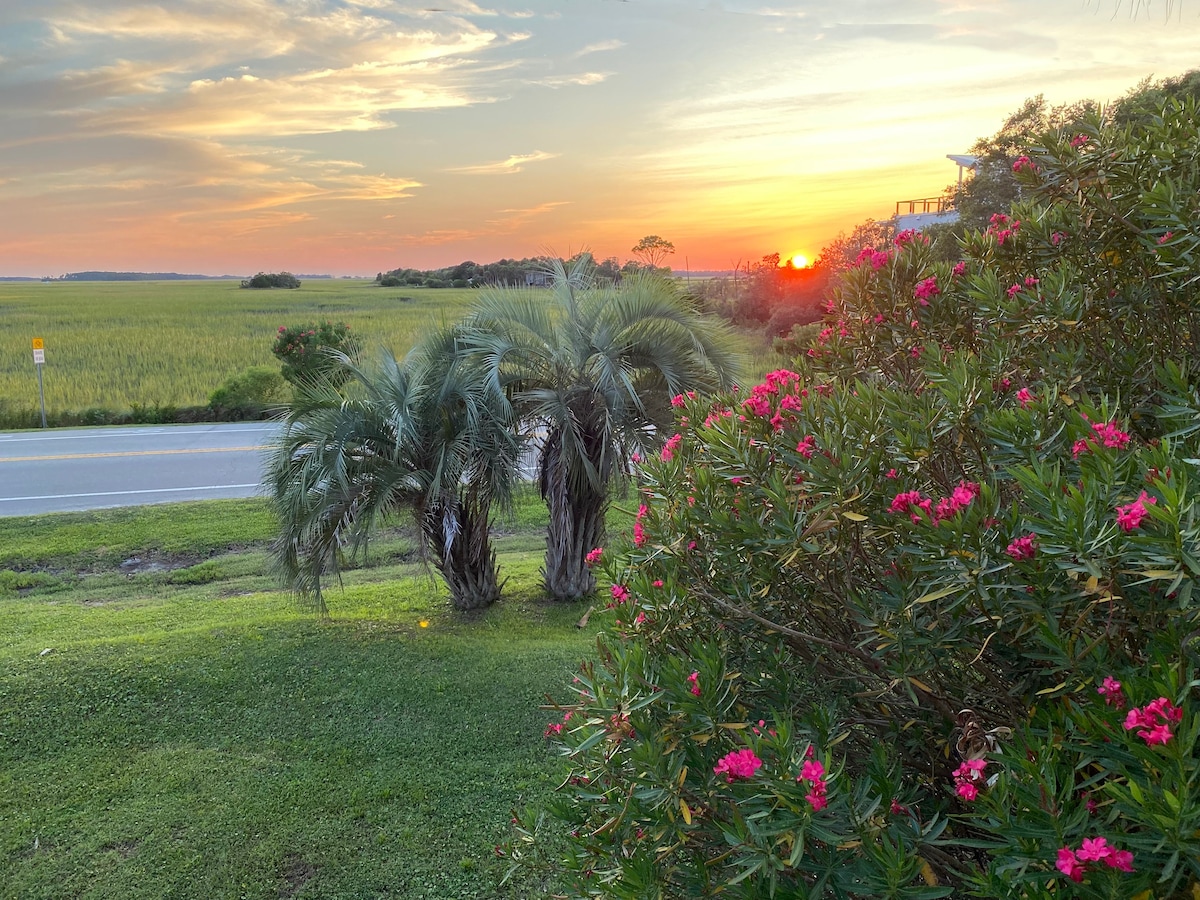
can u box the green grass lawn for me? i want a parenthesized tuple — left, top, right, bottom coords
(0, 497, 596, 899)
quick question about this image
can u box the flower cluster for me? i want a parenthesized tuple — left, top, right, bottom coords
(687, 671, 701, 696)
(1072, 418, 1132, 458)
(633, 504, 649, 548)
(1006, 532, 1037, 560)
(853, 246, 891, 270)
(890, 482, 979, 524)
(660, 433, 683, 462)
(1056, 838, 1134, 883)
(1124, 696, 1182, 746)
(1012, 155, 1037, 174)
(741, 370, 804, 431)
(1116, 491, 1156, 532)
(987, 212, 1021, 246)
(894, 229, 928, 248)
(952, 758, 988, 801)
(610, 584, 630, 605)
(713, 748, 762, 783)
(913, 277, 940, 305)
(795, 435, 816, 459)
(797, 756, 829, 811)
(669, 391, 695, 408)
(585, 547, 603, 567)
(1096, 676, 1124, 708)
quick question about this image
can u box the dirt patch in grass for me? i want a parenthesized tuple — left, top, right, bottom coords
(277, 854, 317, 898)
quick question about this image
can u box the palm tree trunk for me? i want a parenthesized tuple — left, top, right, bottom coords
(541, 441, 602, 602)
(423, 500, 503, 611)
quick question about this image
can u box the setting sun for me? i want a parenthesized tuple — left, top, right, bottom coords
(790, 253, 811, 269)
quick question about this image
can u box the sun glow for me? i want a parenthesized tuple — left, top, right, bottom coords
(789, 252, 810, 268)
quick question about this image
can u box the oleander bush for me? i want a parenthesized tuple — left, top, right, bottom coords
(509, 99, 1200, 897)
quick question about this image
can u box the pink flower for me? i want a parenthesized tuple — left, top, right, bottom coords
(585, 547, 603, 566)
(1091, 420, 1131, 449)
(652, 579, 664, 588)
(805, 790, 828, 811)
(1051, 231, 1066, 246)
(1115, 491, 1156, 532)
(660, 433, 683, 462)
(953, 758, 987, 801)
(610, 584, 630, 604)
(952, 261, 967, 277)
(1006, 533, 1037, 560)
(1140, 723, 1174, 745)
(890, 490, 933, 524)
(1006, 283, 1022, 298)
(1070, 133, 1089, 149)
(1124, 696, 1182, 746)
(634, 611, 646, 625)
(544, 722, 563, 738)
(1158, 231, 1173, 245)
(670, 393, 687, 408)
(1107, 849, 1134, 872)
(713, 748, 762, 783)
(800, 760, 825, 782)
(687, 671, 701, 696)
(1012, 155, 1037, 174)
(1076, 837, 1111, 862)
(894, 229, 926, 248)
(1097, 676, 1124, 708)
(885, 468, 898, 479)
(1016, 387, 1033, 408)
(890, 799, 909, 816)
(796, 435, 816, 459)
(913, 277, 940, 304)
(1057, 847, 1086, 882)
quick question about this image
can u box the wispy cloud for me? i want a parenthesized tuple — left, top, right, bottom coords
(532, 72, 610, 88)
(573, 39, 625, 58)
(449, 150, 559, 175)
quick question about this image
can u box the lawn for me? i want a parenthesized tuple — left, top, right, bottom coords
(0, 281, 478, 416)
(0, 496, 597, 899)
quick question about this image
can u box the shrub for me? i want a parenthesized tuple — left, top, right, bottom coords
(270, 321, 359, 388)
(509, 99, 1200, 897)
(208, 365, 287, 412)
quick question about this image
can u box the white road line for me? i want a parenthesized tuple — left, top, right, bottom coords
(0, 484, 262, 503)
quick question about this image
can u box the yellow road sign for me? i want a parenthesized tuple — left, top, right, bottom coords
(32, 338, 44, 349)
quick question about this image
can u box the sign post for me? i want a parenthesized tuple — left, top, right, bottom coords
(32, 338, 46, 428)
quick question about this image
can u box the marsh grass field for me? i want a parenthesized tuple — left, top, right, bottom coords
(0, 281, 478, 416)
(0, 493, 597, 899)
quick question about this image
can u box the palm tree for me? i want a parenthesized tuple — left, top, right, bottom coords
(458, 259, 742, 601)
(266, 329, 518, 613)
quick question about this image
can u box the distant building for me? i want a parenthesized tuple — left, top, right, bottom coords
(891, 154, 979, 231)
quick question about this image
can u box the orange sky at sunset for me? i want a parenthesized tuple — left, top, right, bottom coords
(2, 1, 1198, 276)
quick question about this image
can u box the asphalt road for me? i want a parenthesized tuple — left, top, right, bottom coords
(0, 422, 281, 516)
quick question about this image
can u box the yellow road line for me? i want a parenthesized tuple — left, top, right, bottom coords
(0, 446, 267, 463)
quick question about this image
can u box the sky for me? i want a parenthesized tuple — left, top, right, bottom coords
(1, 0, 1198, 277)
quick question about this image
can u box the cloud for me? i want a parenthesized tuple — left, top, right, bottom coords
(573, 39, 625, 57)
(531, 71, 610, 88)
(449, 150, 559, 175)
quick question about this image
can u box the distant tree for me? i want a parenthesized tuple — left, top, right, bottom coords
(814, 220, 895, 275)
(630, 235, 676, 270)
(1110, 69, 1200, 124)
(242, 272, 301, 289)
(594, 256, 623, 284)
